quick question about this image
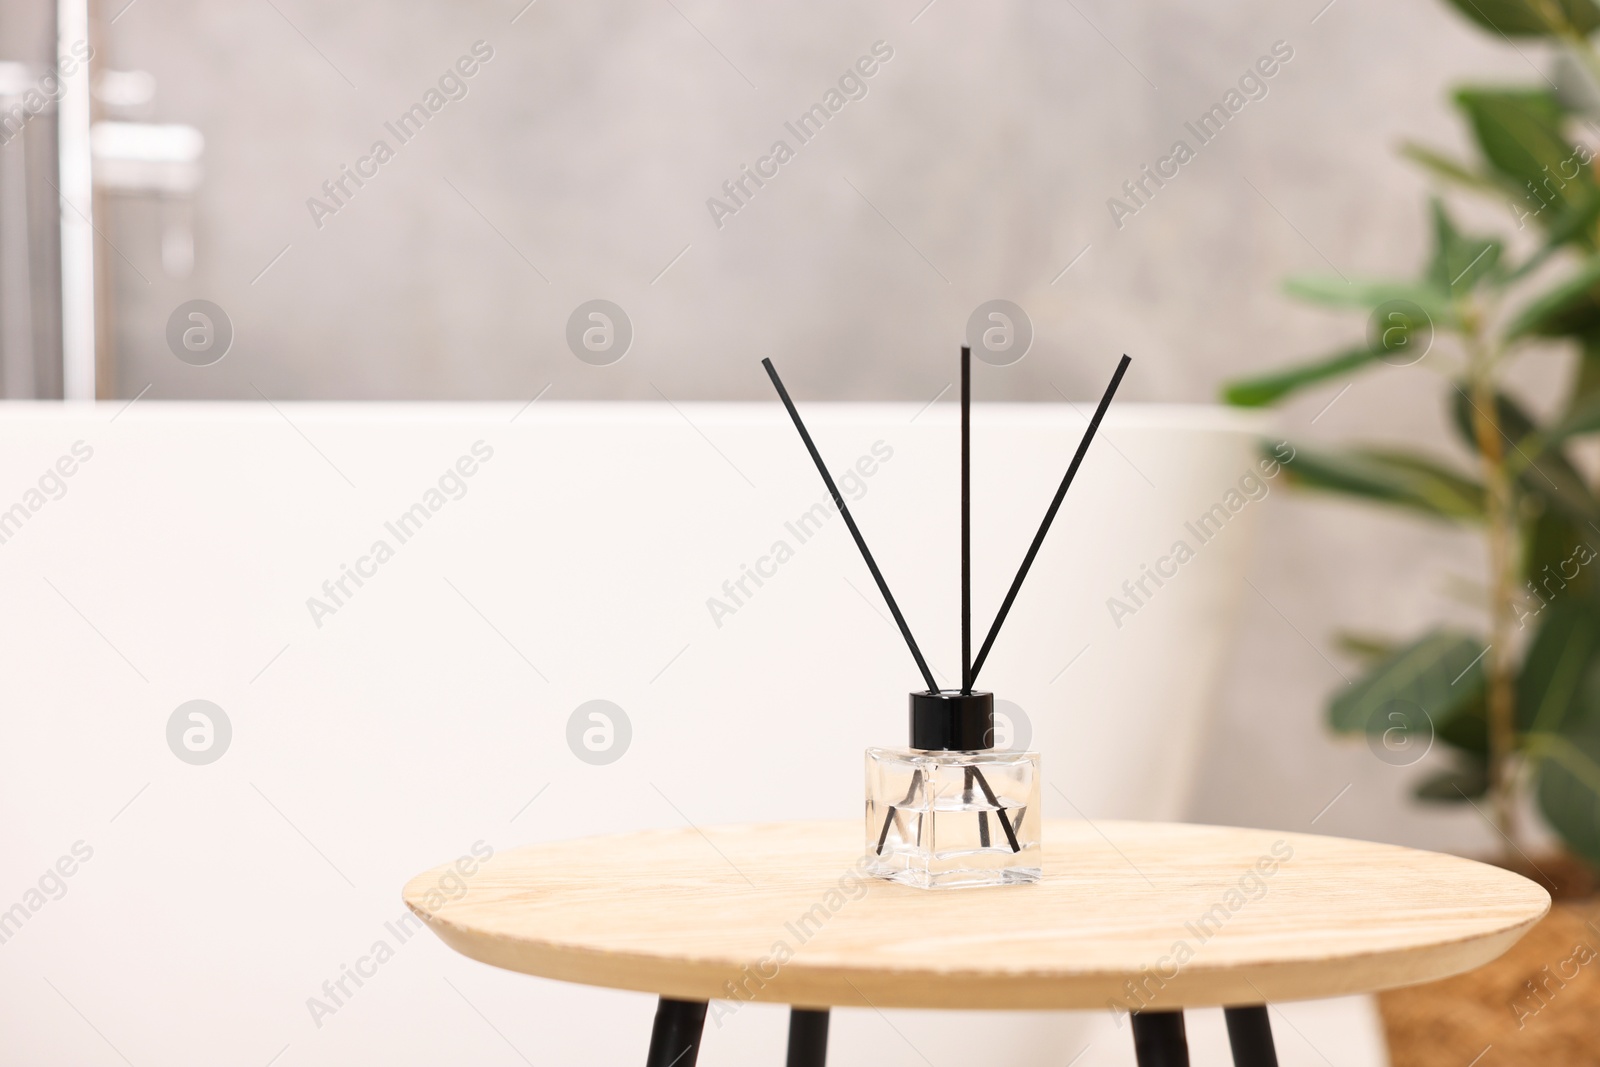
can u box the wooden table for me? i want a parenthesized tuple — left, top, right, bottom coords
(403, 820, 1548, 1066)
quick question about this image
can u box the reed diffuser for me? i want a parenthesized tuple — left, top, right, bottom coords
(763, 348, 1129, 888)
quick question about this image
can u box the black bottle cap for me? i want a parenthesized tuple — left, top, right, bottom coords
(908, 689, 995, 751)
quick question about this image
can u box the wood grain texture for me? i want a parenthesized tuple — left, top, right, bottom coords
(402, 820, 1549, 1010)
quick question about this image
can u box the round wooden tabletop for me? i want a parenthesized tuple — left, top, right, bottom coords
(403, 820, 1549, 1011)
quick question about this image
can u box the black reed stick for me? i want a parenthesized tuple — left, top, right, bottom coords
(969, 354, 1131, 686)
(762, 358, 940, 692)
(960, 346, 972, 695)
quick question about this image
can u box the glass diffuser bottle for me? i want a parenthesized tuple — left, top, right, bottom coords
(866, 689, 1040, 888)
(762, 345, 1128, 891)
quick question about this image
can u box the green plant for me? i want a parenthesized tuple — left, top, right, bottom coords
(1223, 0, 1600, 866)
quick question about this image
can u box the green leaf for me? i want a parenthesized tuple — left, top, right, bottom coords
(1522, 509, 1600, 605)
(1519, 601, 1600, 736)
(1549, 393, 1600, 440)
(1328, 629, 1488, 734)
(1456, 87, 1569, 183)
(1529, 194, 1600, 260)
(1334, 631, 1401, 664)
(1413, 757, 1490, 802)
(1283, 275, 1456, 325)
(1455, 89, 1599, 247)
(1542, 334, 1600, 442)
(1561, 334, 1600, 422)
(1534, 725, 1600, 867)
(1506, 255, 1600, 338)
(1398, 143, 1582, 248)
(1508, 197, 1600, 277)
(1427, 198, 1503, 295)
(1571, 333, 1600, 412)
(1222, 346, 1385, 407)
(1400, 142, 1503, 195)
(1440, 0, 1600, 35)
(1450, 387, 1599, 523)
(1277, 443, 1486, 521)
(1437, 691, 1490, 754)
(1358, 449, 1491, 516)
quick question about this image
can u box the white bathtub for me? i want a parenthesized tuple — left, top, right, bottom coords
(0, 401, 1382, 1065)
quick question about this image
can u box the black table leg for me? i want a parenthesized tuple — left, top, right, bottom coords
(1224, 1005, 1279, 1067)
(1130, 1010, 1189, 1067)
(785, 1007, 829, 1067)
(645, 997, 707, 1067)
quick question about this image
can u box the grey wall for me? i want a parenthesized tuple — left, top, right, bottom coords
(96, 0, 1569, 855)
